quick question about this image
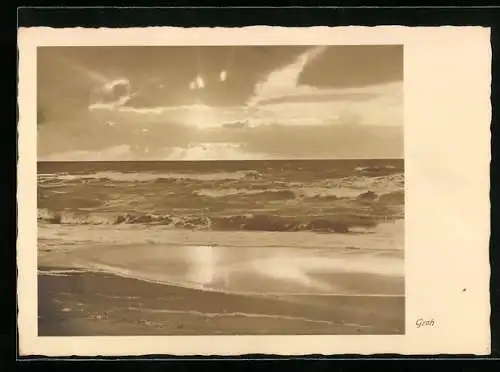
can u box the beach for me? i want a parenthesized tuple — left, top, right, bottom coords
(38, 269, 404, 336)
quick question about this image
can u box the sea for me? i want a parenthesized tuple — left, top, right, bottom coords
(37, 159, 405, 334)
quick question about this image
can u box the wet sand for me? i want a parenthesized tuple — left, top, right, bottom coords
(38, 269, 405, 336)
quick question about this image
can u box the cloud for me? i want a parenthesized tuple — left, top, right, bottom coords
(237, 124, 403, 159)
(241, 81, 402, 128)
(222, 120, 249, 129)
(37, 110, 199, 159)
(38, 46, 403, 161)
(85, 80, 402, 130)
(88, 94, 135, 111)
(103, 78, 130, 93)
(255, 91, 379, 106)
(39, 142, 273, 162)
(162, 143, 272, 161)
(89, 102, 249, 130)
(248, 46, 327, 107)
(88, 78, 138, 111)
(39, 145, 134, 161)
(39, 122, 403, 161)
(83, 45, 402, 131)
(240, 46, 402, 128)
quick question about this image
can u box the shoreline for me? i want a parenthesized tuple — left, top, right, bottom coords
(38, 269, 405, 336)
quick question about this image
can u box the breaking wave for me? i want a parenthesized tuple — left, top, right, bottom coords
(320, 173, 404, 190)
(38, 208, 395, 233)
(354, 165, 399, 173)
(195, 187, 404, 202)
(38, 170, 263, 183)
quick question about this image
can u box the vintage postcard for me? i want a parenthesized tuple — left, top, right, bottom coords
(17, 26, 491, 356)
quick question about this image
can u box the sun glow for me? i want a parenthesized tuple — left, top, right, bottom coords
(196, 76, 205, 89)
(220, 70, 227, 82)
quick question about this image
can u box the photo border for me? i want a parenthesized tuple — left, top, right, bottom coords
(13, 6, 497, 361)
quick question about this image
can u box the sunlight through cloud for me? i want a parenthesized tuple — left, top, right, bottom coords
(220, 70, 227, 82)
(196, 76, 205, 89)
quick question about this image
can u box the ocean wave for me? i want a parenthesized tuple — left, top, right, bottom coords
(38, 208, 394, 233)
(195, 188, 297, 200)
(38, 170, 263, 183)
(38, 219, 405, 251)
(37, 268, 86, 277)
(296, 187, 366, 199)
(194, 187, 404, 203)
(317, 173, 404, 191)
(354, 165, 398, 172)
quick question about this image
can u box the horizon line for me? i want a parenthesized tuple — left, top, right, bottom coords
(37, 157, 404, 163)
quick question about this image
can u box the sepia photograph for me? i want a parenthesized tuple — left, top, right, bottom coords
(36, 44, 405, 336)
(16, 25, 491, 356)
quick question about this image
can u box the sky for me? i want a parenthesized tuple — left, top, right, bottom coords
(37, 45, 403, 161)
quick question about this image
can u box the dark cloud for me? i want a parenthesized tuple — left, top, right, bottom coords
(37, 46, 308, 114)
(299, 45, 403, 89)
(38, 45, 402, 114)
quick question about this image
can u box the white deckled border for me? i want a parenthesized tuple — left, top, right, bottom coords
(17, 26, 491, 356)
